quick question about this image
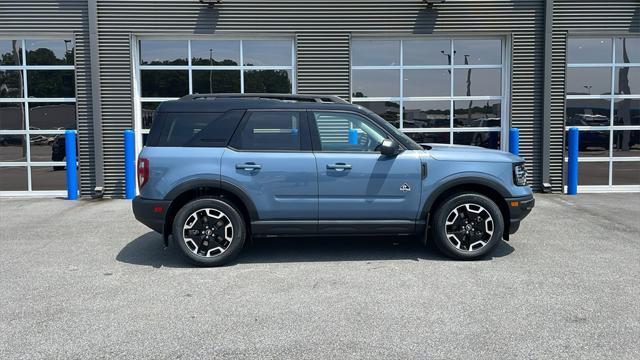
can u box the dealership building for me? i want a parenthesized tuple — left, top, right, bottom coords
(0, 0, 638, 197)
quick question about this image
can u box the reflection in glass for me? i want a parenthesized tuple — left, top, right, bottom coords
(453, 68, 500, 96)
(141, 70, 188, 97)
(566, 68, 611, 95)
(614, 99, 639, 126)
(244, 70, 292, 93)
(612, 162, 640, 185)
(352, 69, 399, 98)
(613, 130, 640, 157)
(454, 131, 501, 149)
(191, 40, 240, 66)
(0, 103, 25, 130)
(574, 130, 609, 157)
(31, 166, 68, 190)
(402, 101, 450, 128)
(26, 39, 73, 65)
(453, 39, 502, 65)
(29, 134, 61, 162)
(0, 40, 22, 65)
(578, 162, 609, 185)
(454, 100, 501, 128)
(352, 40, 400, 66)
(406, 132, 450, 144)
(616, 67, 639, 95)
(243, 40, 291, 66)
(0, 70, 23, 98)
(27, 70, 75, 98)
(192, 70, 240, 94)
(566, 99, 611, 126)
(139, 40, 187, 65)
(567, 38, 612, 64)
(0, 166, 28, 190)
(615, 37, 640, 64)
(354, 101, 400, 127)
(141, 102, 160, 129)
(403, 69, 450, 97)
(403, 39, 450, 65)
(0, 135, 26, 161)
(29, 103, 76, 130)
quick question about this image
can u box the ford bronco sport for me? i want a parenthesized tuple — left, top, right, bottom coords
(132, 94, 534, 266)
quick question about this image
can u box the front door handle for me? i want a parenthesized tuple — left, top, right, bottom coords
(236, 162, 262, 171)
(326, 163, 352, 171)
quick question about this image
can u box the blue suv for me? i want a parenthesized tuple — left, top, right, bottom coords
(133, 94, 534, 266)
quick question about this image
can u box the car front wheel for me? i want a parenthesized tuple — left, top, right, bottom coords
(432, 192, 504, 260)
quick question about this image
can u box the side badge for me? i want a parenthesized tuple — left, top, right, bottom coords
(400, 183, 411, 193)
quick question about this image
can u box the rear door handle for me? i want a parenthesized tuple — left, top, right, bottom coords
(327, 163, 352, 171)
(236, 162, 262, 171)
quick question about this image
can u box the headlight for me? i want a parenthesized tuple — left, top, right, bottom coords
(513, 163, 527, 186)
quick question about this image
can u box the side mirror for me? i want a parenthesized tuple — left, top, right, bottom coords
(378, 139, 400, 156)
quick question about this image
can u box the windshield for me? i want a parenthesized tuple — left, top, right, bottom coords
(364, 110, 424, 150)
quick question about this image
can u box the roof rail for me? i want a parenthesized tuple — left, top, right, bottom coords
(179, 93, 349, 104)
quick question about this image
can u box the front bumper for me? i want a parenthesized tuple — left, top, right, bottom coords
(505, 194, 535, 235)
(132, 196, 171, 234)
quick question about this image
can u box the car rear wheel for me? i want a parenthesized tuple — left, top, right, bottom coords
(432, 192, 504, 260)
(172, 197, 246, 267)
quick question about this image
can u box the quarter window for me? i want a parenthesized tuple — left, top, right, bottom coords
(231, 111, 302, 151)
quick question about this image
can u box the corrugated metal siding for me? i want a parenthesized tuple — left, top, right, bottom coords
(97, 0, 546, 196)
(0, 0, 94, 196)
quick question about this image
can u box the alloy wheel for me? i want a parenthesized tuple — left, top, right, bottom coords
(444, 203, 494, 251)
(182, 208, 234, 257)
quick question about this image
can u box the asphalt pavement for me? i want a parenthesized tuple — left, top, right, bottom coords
(0, 194, 639, 359)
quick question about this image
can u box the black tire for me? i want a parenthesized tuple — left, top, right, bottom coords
(172, 197, 246, 267)
(431, 192, 504, 260)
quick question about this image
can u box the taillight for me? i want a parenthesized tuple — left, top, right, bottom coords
(138, 157, 149, 188)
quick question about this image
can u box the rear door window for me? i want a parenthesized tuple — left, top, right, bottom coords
(230, 111, 305, 151)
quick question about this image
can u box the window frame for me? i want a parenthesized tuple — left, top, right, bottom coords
(228, 109, 311, 153)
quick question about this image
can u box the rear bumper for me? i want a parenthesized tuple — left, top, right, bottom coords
(505, 194, 535, 235)
(132, 196, 171, 234)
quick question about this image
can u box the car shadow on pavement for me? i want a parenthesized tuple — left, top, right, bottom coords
(117, 232, 514, 268)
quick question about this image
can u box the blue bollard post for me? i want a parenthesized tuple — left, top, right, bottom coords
(65, 130, 78, 200)
(567, 127, 579, 195)
(124, 129, 135, 199)
(348, 128, 358, 144)
(509, 128, 520, 155)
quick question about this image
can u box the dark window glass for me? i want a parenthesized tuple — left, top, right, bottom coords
(614, 99, 640, 126)
(612, 161, 640, 185)
(578, 161, 609, 185)
(141, 70, 188, 97)
(232, 111, 301, 151)
(613, 130, 640, 157)
(26, 39, 73, 65)
(616, 67, 639, 95)
(29, 134, 60, 162)
(566, 99, 611, 126)
(403, 39, 450, 66)
(454, 39, 502, 65)
(354, 101, 400, 127)
(0, 70, 23, 98)
(191, 40, 240, 66)
(403, 69, 450, 97)
(0, 103, 25, 130)
(454, 100, 501, 128)
(139, 40, 187, 65)
(31, 166, 69, 190)
(454, 131, 501, 149)
(352, 69, 399, 98)
(454, 68, 500, 96)
(0, 166, 27, 190)
(352, 40, 400, 66)
(0, 40, 22, 65)
(27, 70, 75, 98)
(243, 40, 291, 66)
(141, 102, 160, 129)
(566, 68, 612, 95)
(567, 38, 612, 64)
(192, 70, 240, 94)
(615, 37, 640, 64)
(405, 132, 450, 145)
(28, 103, 76, 130)
(243, 70, 291, 93)
(402, 100, 450, 129)
(574, 130, 610, 157)
(0, 135, 26, 161)
(313, 112, 387, 152)
(159, 113, 219, 147)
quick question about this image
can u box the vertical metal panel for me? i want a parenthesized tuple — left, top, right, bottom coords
(296, 34, 350, 99)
